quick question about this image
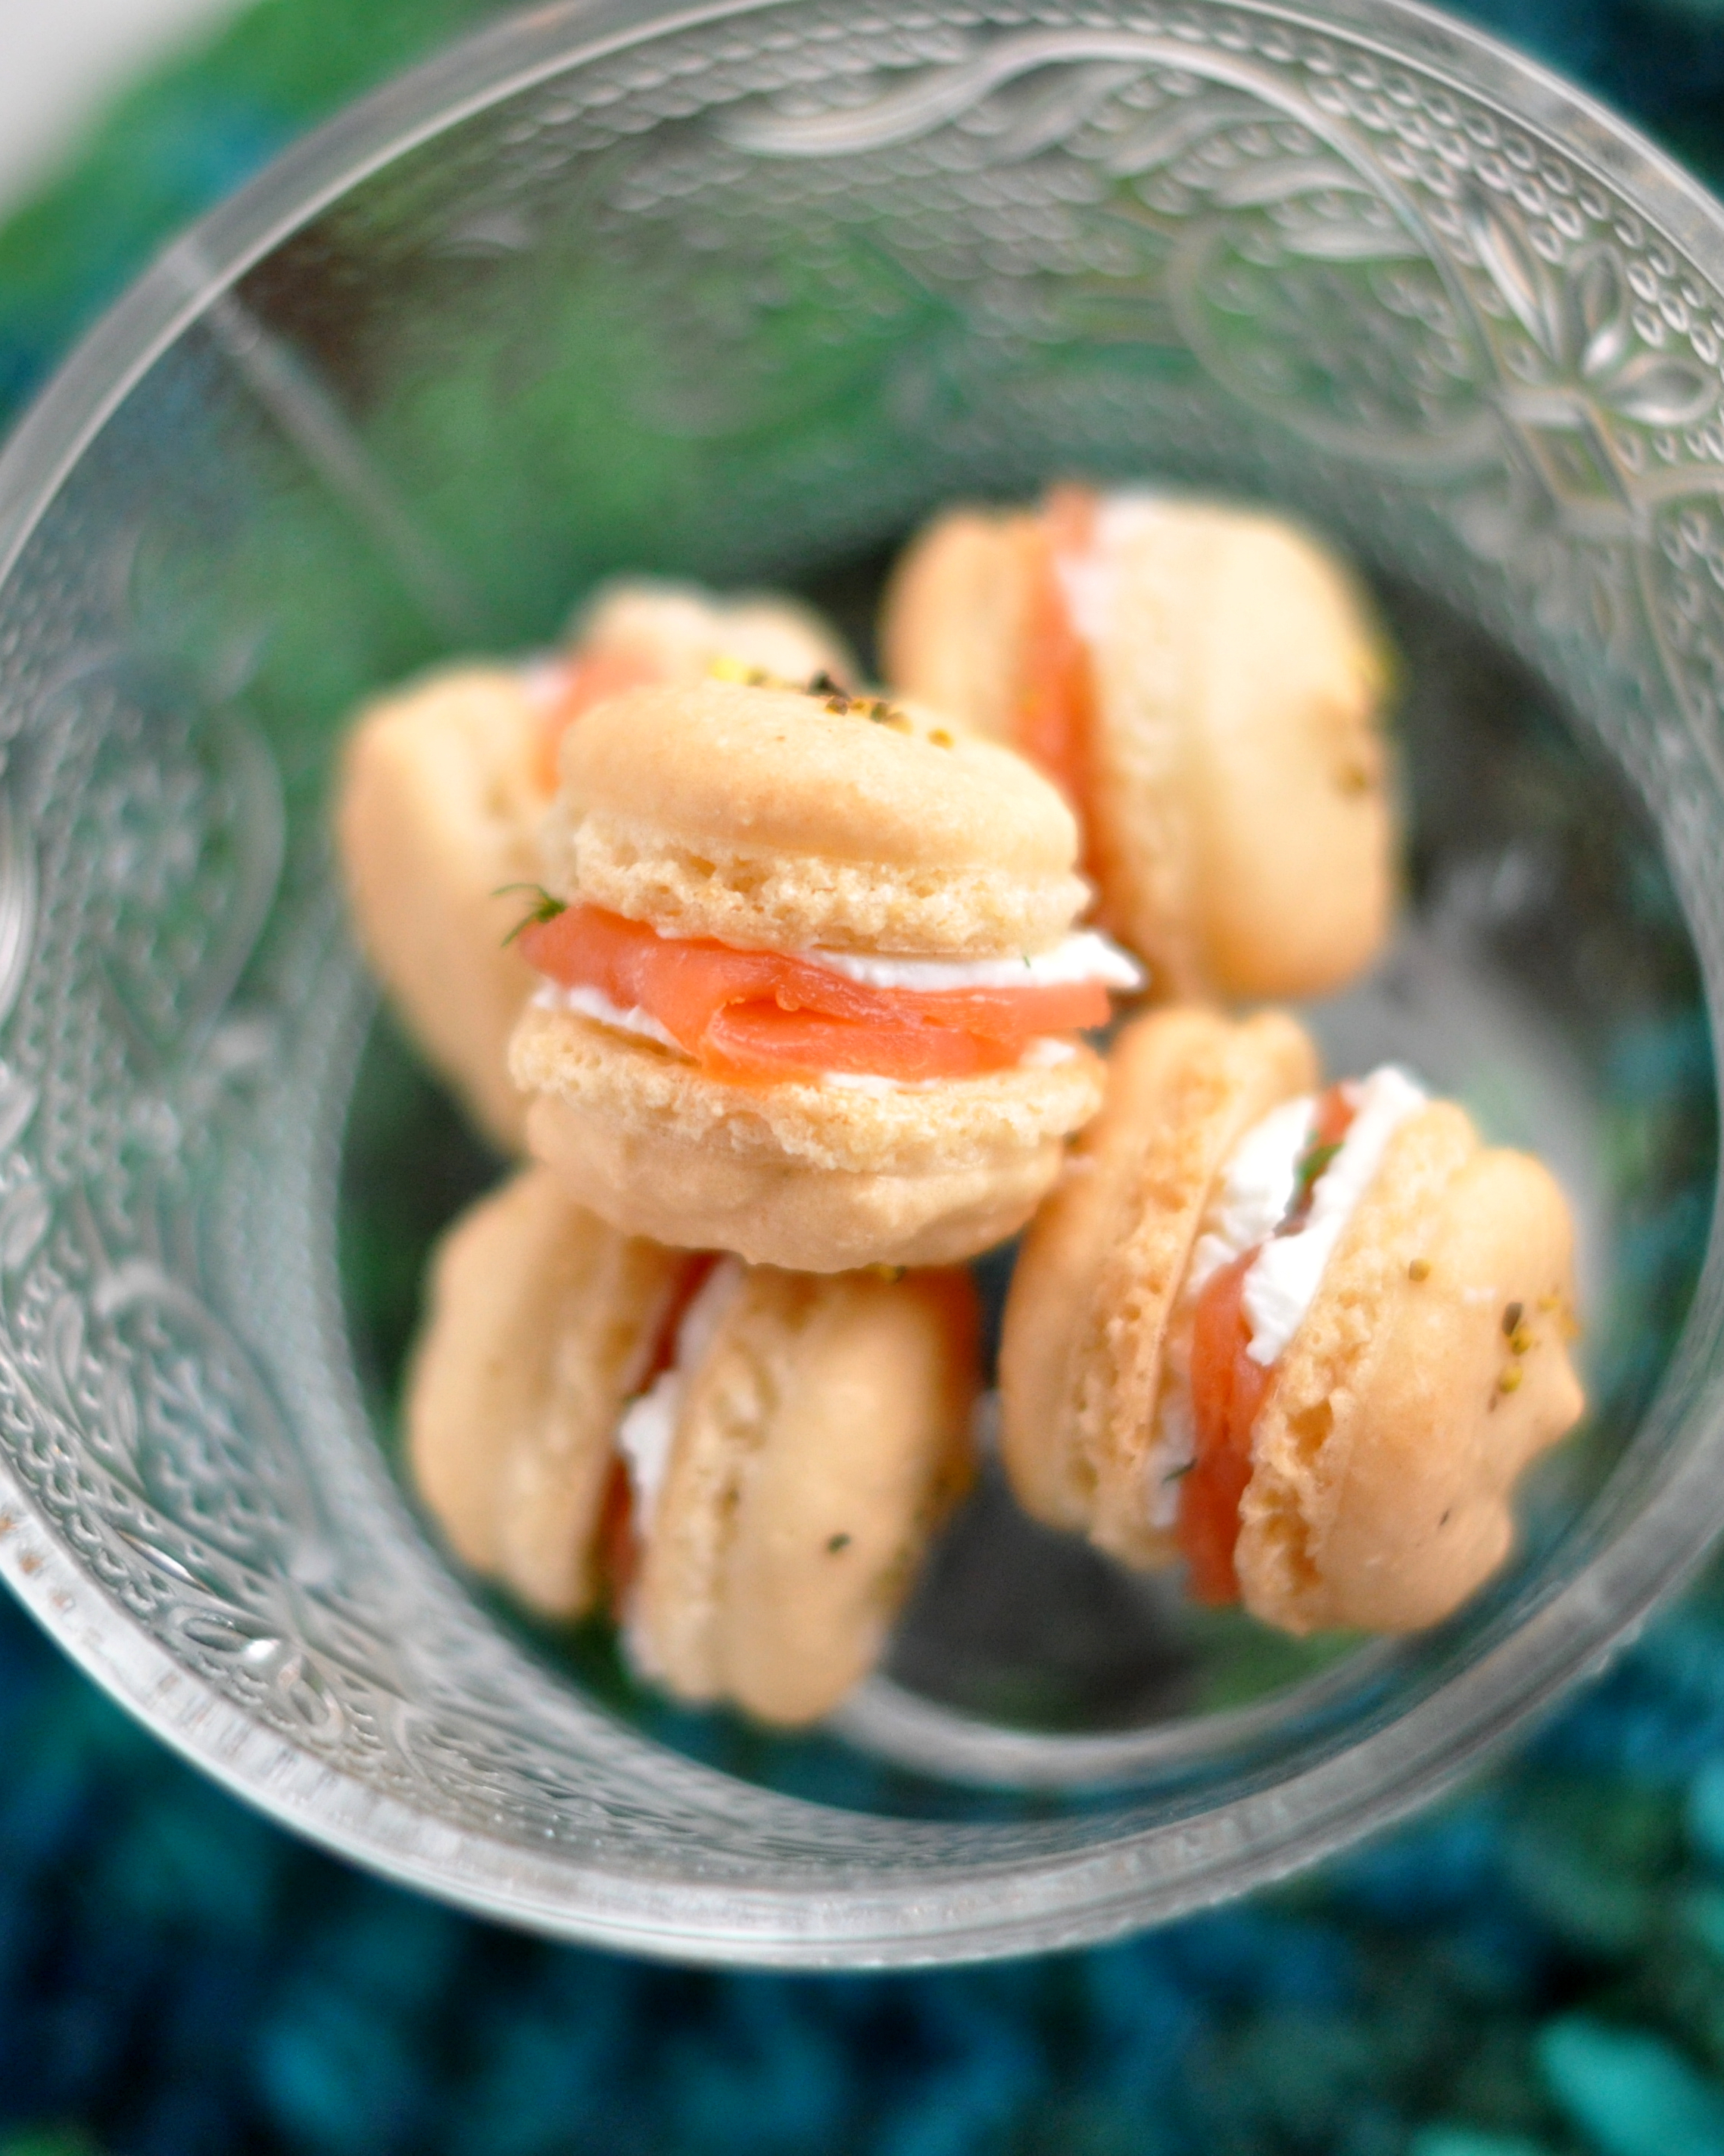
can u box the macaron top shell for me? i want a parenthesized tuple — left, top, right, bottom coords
(541, 678, 1089, 957)
(571, 578, 856, 690)
(878, 508, 1037, 743)
(999, 1005, 1317, 1562)
(1084, 501, 1395, 1001)
(879, 493, 1397, 1001)
(336, 664, 544, 1151)
(405, 1167, 690, 1620)
(1239, 1106, 1583, 1634)
(633, 1266, 978, 1725)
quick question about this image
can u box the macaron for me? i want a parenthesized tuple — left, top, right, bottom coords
(1000, 1008, 1584, 1634)
(407, 1167, 978, 1724)
(508, 675, 1139, 1270)
(881, 489, 1398, 1002)
(335, 580, 853, 1151)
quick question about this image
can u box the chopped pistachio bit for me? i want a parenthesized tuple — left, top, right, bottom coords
(1498, 1364, 1524, 1394)
(827, 1532, 853, 1555)
(1337, 762, 1374, 796)
(929, 727, 956, 748)
(1510, 1325, 1535, 1356)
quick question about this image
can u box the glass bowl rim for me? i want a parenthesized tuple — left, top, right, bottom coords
(0, 0, 1721, 1966)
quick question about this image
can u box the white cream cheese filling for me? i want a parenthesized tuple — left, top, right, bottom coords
(803, 930, 1142, 995)
(1052, 491, 1178, 653)
(1143, 1064, 1427, 1521)
(614, 1257, 746, 1544)
(615, 1257, 745, 1678)
(532, 979, 683, 1055)
(1239, 1066, 1426, 1365)
(517, 653, 570, 708)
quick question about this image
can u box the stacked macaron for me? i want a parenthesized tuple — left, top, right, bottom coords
(507, 674, 1139, 1270)
(881, 489, 1397, 1000)
(408, 1167, 977, 1724)
(336, 578, 853, 1150)
(1000, 1009, 1584, 1633)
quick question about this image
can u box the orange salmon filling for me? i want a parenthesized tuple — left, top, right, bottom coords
(1015, 484, 1099, 821)
(532, 648, 669, 794)
(519, 904, 1110, 1083)
(1176, 1085, 1356, 1603)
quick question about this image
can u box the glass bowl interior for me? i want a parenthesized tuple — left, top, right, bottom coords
(0, 0, 1720, 1963)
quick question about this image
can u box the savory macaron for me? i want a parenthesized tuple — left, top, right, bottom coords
(508, 675, 1139, 1270)
(407, 1166, 978, 1724)
(999, 1008, 1584, 1634)
(335, 579, 853, 1151)
(881, 488, 1398, 1002)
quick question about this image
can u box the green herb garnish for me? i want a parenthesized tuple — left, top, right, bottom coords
(497, 883, 568, 946)
(1286, 1137, 1342, 1222)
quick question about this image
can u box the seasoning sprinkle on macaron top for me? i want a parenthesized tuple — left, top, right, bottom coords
(508, 673, 1139, 1271)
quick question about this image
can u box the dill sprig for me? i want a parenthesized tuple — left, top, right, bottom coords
(496, 883, 568, 946)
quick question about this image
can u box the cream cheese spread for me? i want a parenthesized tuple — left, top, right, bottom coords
(1145, 1064, 1426, 1517)
(802, 930, 1143, 995)
(614, 1257, 745, 1541)
(1052, 491, 1176, 651)
(1239, 1067, 1426, 1365)
(532, 978, 682, 1054)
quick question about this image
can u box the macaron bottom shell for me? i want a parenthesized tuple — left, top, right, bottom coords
(512, 1004, 1105, 1273)
(631, 1267, 979, 1727)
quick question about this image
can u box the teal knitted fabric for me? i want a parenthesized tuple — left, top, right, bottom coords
(8, 5, 1724, 2154)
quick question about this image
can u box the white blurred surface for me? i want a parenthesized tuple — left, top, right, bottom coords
(0, 0, 241, 207)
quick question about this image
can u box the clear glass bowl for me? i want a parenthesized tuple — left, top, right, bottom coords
(0, 0, 1719, 1966)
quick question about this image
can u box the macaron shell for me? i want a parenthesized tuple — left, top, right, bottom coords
(336, 665, 543, 1151)
(571, 578, 857, 691)
(634, 1269, 979, 1724)
(1180, 514, 1395, 999)
(513, 1003, 1103, 1270)
(999, 1006, 1317, 1558)
(1086, 504, 1395, 1002)
(879, 506, 1037, 743)
(1237, 1108, 1584, 1634)
(405, 1166, 689, 1619)
(542, 678, 1086, 956)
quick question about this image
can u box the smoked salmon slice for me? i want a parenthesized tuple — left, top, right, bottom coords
(533, 649, 668, 793)
(517, 904, 1109, 1081)
(1177, 1086, 1358, 1603)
